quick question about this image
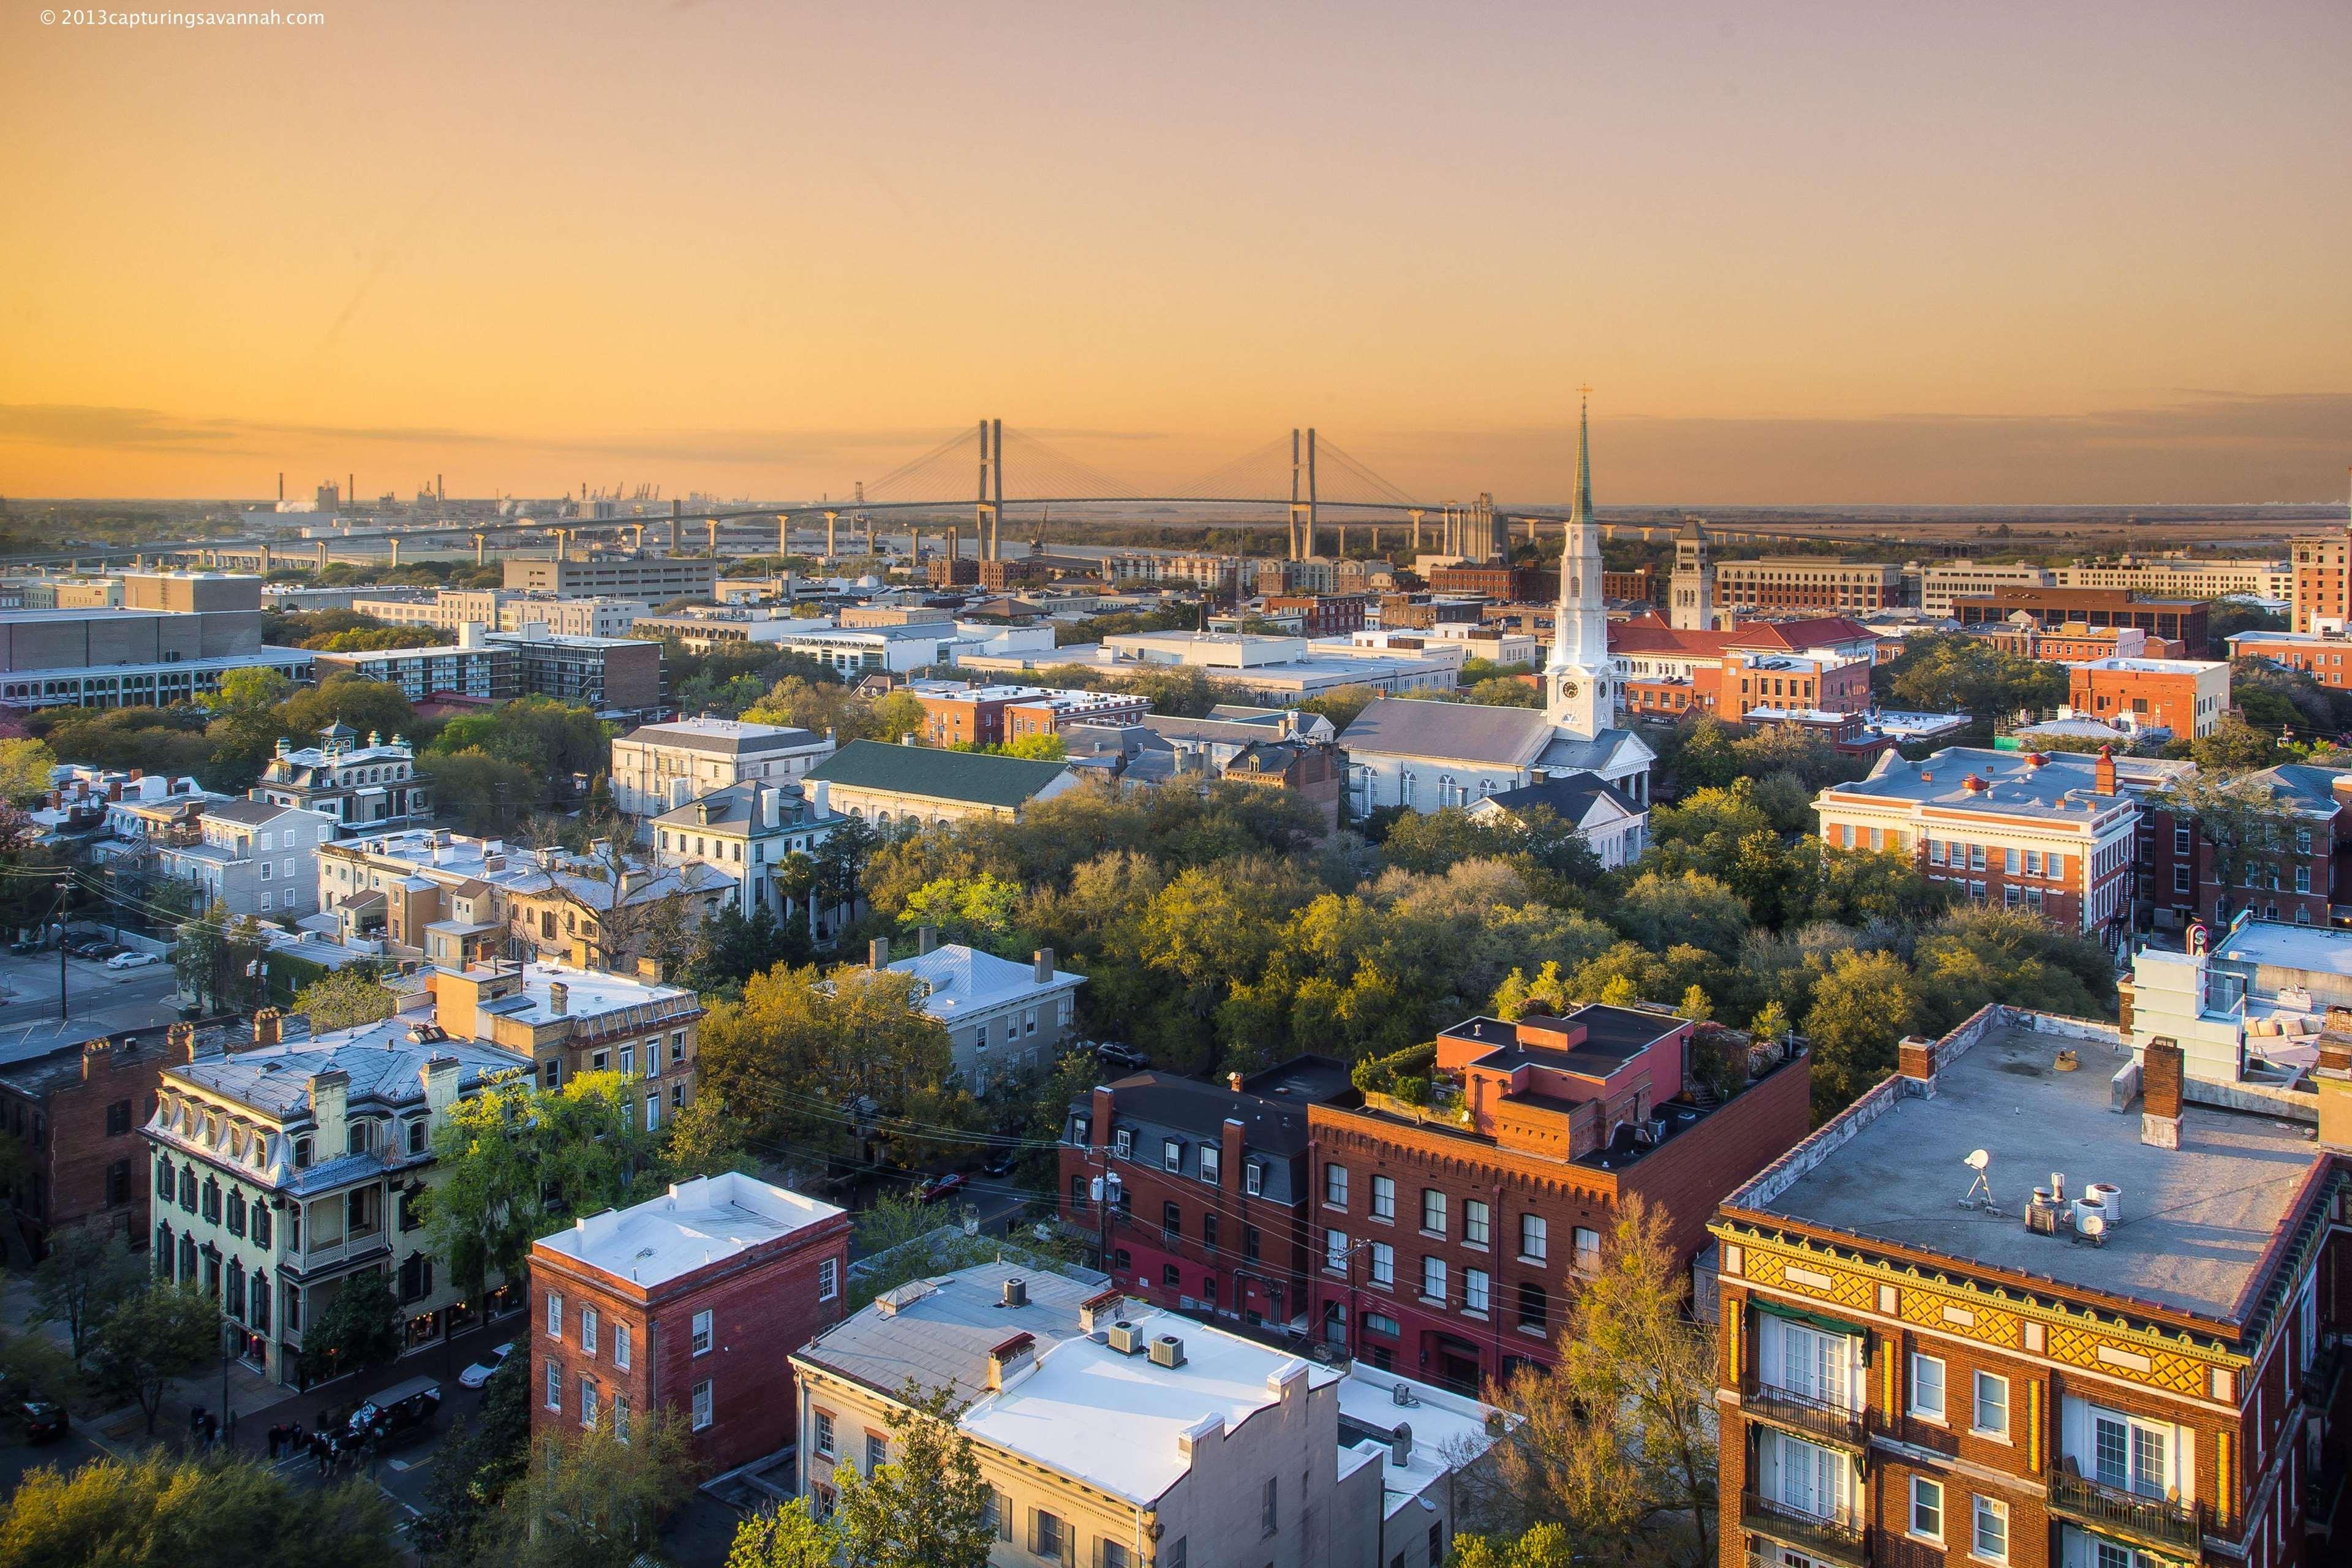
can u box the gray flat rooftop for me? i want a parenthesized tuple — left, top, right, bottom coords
(2209, 919, 2352, 976)
(1753, 1023, 2318, 1322)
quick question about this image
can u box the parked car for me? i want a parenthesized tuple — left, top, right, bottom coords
(345, 1376, 442, 1446)
(982, 1151, 1018, 1178)
(457, 1343, 514, 1390)
(1091, 1042, 1150, 1071)
(915, 1172, 968, 1205)
(9, 937, 42, 955)
(105, 951, 159, 970)
(16, 1396, 67, 1443)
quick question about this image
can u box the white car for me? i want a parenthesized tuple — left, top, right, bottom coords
(105, 951, 159, 970)
(457, 1342, 514, 1389)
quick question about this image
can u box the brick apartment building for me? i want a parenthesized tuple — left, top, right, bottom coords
(1604, 566, 1657, 605)
(1264, 594, 1373, 636)
(1975, 619, 2168, 665)
(0, 1025, 180, 1261)
(1813, 748, 2141, 941)
(530, 1173, 850, 1469)
(913, 684, 1034, 748)
(2136, 763, 2351, 930)
(2067, 658, 2232, 739)
(1304, 1004, 1810, 1394)
(1219, 736, 1348, 834)
(1060, 1058, 1354, 1333)
(1004, 689, 1152, 739)
(2230, 630, 2352, 693)
(1714, 558, 1904, 614)
(2291, 529, 2349, 633)
(1430, 564, 1555, 603)
(1952, 588, 2211, 657)
(1711, 1005, 2350, 1568)
(1723, 652, 1874, 722)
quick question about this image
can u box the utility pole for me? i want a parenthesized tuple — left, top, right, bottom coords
(51, 876, 70, 1021)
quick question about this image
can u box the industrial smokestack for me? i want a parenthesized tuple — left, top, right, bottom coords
(278, 472, 284, 502)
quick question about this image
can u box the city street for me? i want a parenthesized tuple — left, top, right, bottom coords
(0, 952, 182, 1067)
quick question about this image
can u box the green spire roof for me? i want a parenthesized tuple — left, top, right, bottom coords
(1569, 388, 1593, 525)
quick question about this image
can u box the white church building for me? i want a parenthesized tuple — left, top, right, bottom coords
(1340, 396, 1654, 823)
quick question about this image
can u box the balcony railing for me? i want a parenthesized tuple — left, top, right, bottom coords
(1744, 1379, 1868, 1450)
(2046, 1464, 2204, 1556)
(2301, 1338, 2343, 1407)
(1739, 1490, 1867, 1567)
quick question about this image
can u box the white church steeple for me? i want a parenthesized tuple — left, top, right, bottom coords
(1546, 389, 1611, 739)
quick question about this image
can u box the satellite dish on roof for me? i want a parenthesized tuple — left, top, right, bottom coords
(1961, 1148, 1996, 1211)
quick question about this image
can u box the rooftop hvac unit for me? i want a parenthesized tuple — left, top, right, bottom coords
(1148, 1335, 1186, 1369)
(2086, 1182, 2122, 1227)
(1001, 1277, 1028, 1309)
(1106, 1321, 1145, 1355)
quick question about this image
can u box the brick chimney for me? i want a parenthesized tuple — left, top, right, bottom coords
(253, 1007, 283, 1047)
(1034, 948, 1054, 984)
(2141, 1036, 2184, 1149)
(869, 936, 890, 970)
(1090, 1085, 1114, 1153)
(166, 1020, 197, 1063)
(2094, 745, 2117, 797)
(1897, 1034, 1939, 1090)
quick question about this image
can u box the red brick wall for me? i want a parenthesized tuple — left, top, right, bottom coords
(529, 1211, 850, 1473)
(6, 1042, 164, 1255)
(2067, 665, 2206, 736)
(1055, 1134, 1310, 1325)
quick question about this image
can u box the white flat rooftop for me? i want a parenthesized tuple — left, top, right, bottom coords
(468, 960, 696, 1027)
(537, 1173, 843, 1289)
(958, 1306, 1338, 1507)
(2211, 919, 2352, 976)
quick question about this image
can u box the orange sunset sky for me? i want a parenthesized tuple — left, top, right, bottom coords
(3, 1, 2348, 505)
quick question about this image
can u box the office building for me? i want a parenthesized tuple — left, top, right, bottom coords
(1916, 560, 2057, 617)
(351, 590, 650, 639)
(485, 626, 663, 718)
(1951, 588, 2211, 657)
(1714, 558, 1904, 614)
(2054, 557, 2291, 600)
(503, 555, 718, 601)
(531, 1174, 850, 1469)
(1712, 1005, 2349, 1568)
(309, 625, 514, 702)
(0, 568, 313, 709)
(2292, 529, 2350, 634)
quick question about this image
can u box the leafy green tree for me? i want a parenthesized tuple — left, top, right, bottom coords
(897, 871, 1023, 949)
(1611, 870, 1752, 959)
(29, 1224, 143, 1366)
(1490, 1199, 1716, 1567)
(1803, 948, 1921, 1117)
(2154, 771, 2297, 894)
(420, 748, 540, 834)
(992, 732, 1066, 761)
(2186, 714, 2282, 774)
(413, 1351, 532, 1563)
(1466, 677, 1542, 707)
(202, 664, 294, 715)
(291, 967, 400, 1033)
(1911, 905, 2116, 1030)
(0, 1449, 399, 1568)
(0, 737, 58, 804)
(1447, 1525, 1582, 1568)
(420, 1069, 657, 1317)
(1294, 683, 1383, 732)
(725, 1502, 839, 1568)
(494, 1411, 699, 1568)
(831, 1382, 998, 1568)
(276, 673, 420, 748)
(298, 1267, 403, 1384)
(1878, 631, 2067, 722)
(91, 1281, 222, 1434)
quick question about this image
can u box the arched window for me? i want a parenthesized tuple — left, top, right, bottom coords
(154, 1221, 173, 1276)
(177, 1233, 197, 1280)
(252, 1202, 273, 1250)
(1438, 774, 1457, 807)
(226, 1259, 246, 1323)
(250, 1270, 271, 1332)
(202, 1177, 221, 1223)
(1400, 770, 1416, 808)
(293, 1136, 313, 1169)
(178, 1166, 197, 1213)
(227, 1188, 246, 1238)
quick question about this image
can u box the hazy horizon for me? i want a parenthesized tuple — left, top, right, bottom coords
(7, 2, 2347, 505)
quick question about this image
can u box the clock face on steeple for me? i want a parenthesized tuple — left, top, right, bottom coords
(1562, 680, 1579, 698)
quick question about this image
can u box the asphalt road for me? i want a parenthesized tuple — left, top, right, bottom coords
(0, 1426, 104, 1498)
(0, 953, 182, 1064)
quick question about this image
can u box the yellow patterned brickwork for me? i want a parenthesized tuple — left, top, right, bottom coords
(1719, 1224, 2245, 1403)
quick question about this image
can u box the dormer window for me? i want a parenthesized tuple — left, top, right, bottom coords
(293, 1136, 313, 1169)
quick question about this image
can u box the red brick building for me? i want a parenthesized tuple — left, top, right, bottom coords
(1263, 594, 1373, 636)
(1305, 1004, 1811, 1393)
(530, 1173, 850, 1469)
(2291, 529, 2349, 634)
(1952, 587, 2211, 657)
(1058, 1058, 1354, 1333)
(1713, 1008, 2352, 1568)
(1004, 689, 1152, 739)
(913, 684, 1032, 748)
(1219, 737, 1348, 833)
(2136, 763, 2351, 930)
(0, 1025, 176, 1262)
(2230, 629, 2352, 692)
(1603, 567, 1658, 605)
(1430, 564, 1555, 603)
(2065, 657, 2232, 739)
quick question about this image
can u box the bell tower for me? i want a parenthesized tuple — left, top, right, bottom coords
(1545, 390, 1612, 738)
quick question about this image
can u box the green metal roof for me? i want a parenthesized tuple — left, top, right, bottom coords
(806, 739, 1070, 809)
